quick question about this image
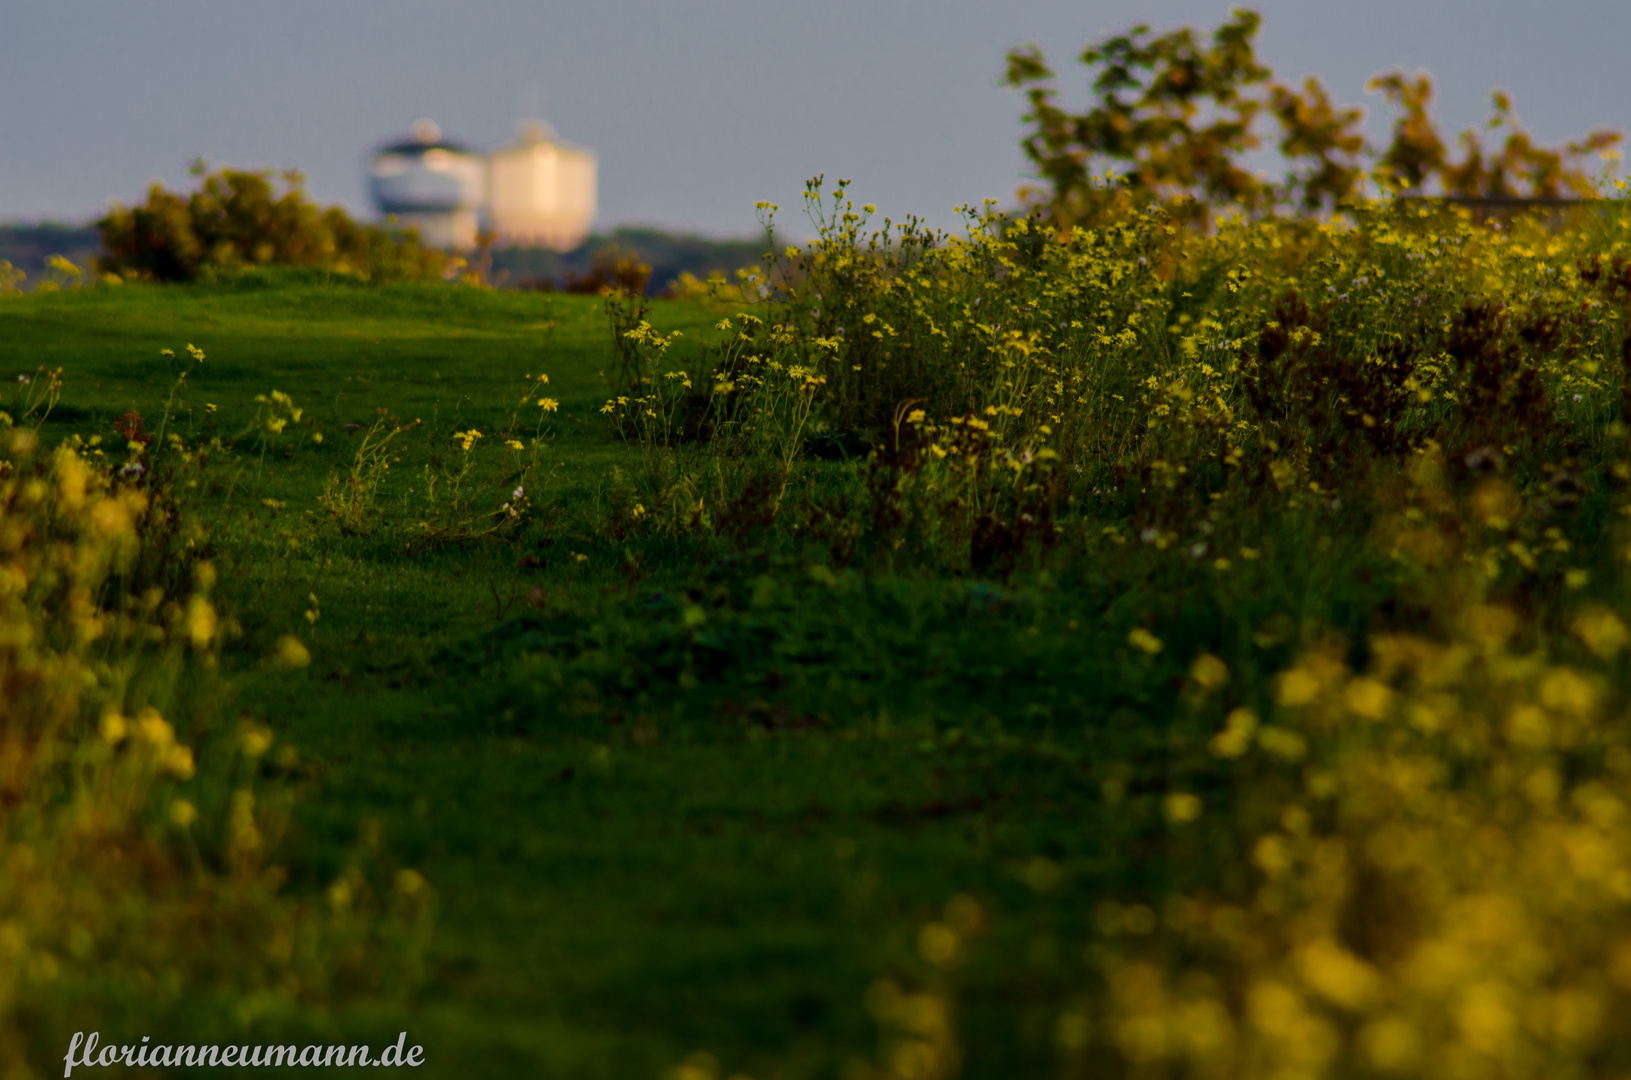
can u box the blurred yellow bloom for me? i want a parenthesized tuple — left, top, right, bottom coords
(1277, 669, 1320, 707)
(1253, 835, 1292, 876)
(1165, 793, 1202, 824)
(165, 744, 195, 779)
(1296, 938, 1380, 1010)
(184, 595, 217, 650)
(1344, 677, 1392, 720)
(1211, 707, 1258, 758)
(136, 708, 174, 748)
(100, 712, 128, 744)
(1256, 726, 1308, 761)
(55, 448, 88, 511)
(1128, 627, 1164, 655)
(1574, 607, 1628, 658)
(241, 725, 273, 757)
(275, 634, 311, 669)
(1540, 668, 1598, 717)
(1190, 653, 1229, 691)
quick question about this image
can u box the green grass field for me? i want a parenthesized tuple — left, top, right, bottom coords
(11, 191, 1631, 1079)
(2, 273, 1282, 1077)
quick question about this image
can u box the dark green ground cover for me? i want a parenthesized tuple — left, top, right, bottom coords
(1, 273, 1385, 1078)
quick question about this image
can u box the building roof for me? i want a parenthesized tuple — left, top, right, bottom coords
(372, 118, 476, 158)
(372, 137, 478, 157)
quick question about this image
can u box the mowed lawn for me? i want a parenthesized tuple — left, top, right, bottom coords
(2, 275, 1365, 1078)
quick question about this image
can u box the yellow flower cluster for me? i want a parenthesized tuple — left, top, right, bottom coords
(1046, 442, 1631, 1077)
(0, 419, 433, 1053)
(1085, 614, 1631, 1078)
(0, 435, 225, 1052)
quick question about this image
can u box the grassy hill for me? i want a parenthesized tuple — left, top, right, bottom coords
(1, 273, 1194, 1077)
(8, 190, 1631, 1078)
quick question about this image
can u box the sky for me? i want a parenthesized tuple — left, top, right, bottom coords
(2, 0, 1627, 238)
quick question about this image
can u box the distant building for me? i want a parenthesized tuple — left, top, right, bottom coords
(366, 116, 596, 252)
(368, 119, 486, 252)
(487, 120, 597, 251)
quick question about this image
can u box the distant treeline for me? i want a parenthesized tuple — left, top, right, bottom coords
(488, 227, 770, 294)
(0, 224, 102, 286)
(0, 220, 767, 295)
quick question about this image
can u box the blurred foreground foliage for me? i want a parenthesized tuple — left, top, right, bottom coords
(0, 375, 431, 1077)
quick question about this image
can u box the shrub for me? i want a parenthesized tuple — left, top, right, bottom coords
(96, 165, 448, 284)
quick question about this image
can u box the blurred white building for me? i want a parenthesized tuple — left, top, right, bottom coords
(367, 119, 486, 251)
(487, 120, 597, 251)
(367, 117, 596, 252)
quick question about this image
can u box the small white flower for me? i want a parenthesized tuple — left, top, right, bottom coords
(513, 486, 525, 500)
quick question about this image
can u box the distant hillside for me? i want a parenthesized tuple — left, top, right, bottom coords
(1, 221, 770, 294)
(0, 223, 102, 286)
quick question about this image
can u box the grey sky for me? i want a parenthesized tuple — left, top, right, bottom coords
(2, 1, 1626, 237)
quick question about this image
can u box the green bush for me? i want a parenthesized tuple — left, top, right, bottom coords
(96, 166, 448, 284)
